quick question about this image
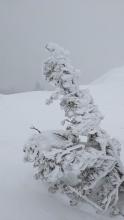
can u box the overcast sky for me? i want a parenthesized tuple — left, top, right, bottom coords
(1, 0, 124, 91)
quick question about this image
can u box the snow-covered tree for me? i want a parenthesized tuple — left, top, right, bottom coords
(24, 43, 124, 214)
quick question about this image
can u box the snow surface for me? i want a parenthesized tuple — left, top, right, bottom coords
(0, 71, 124, 220)
(91, 66, 124, 86)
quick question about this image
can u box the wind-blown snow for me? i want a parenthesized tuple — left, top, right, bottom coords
(0, 71, 124, 220)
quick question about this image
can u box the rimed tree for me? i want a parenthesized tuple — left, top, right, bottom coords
(24, 43, 124, 215)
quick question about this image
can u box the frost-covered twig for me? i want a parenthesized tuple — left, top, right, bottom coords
(30, 126, 41, 134)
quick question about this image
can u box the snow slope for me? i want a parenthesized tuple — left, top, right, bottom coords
(0, 72, 124, 220)
(92, 66, 124, 85)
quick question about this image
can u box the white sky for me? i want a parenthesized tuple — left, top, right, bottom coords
(1, 0, 124, 91)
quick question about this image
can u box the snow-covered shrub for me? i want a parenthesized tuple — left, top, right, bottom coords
(24, 43, 124, 214)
